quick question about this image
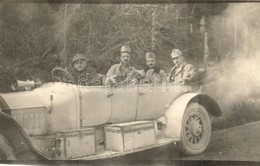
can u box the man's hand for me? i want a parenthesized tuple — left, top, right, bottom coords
(114, 76, 126, 82)
(90, 78, 102, 86)
(140, 78, 151, 84)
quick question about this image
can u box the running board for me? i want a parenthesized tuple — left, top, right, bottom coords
(76, 137, 179, 160)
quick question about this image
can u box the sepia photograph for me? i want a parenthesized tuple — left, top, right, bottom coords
(0, 0, 259, 165)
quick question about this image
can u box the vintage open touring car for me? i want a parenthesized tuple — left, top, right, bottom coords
(0, 68, 221, 160)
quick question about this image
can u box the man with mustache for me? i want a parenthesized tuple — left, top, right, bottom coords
(105, 45, 138, 86)
(168, 49, 194, 83)
(140, 52, 167, 84)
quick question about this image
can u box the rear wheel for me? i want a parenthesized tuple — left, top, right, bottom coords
(179, 103, 211, 155)
(0, 134, 16, 160)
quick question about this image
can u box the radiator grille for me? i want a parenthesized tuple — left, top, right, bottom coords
(12, 107, 47, 135)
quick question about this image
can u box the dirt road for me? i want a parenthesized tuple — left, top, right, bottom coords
(94, 121, 260, 165)
(179, 121, 260, 161)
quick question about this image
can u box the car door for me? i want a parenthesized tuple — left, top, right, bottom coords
(81, 86, 112, 126)
(108, 85, 138, 123)
(136, 84, 185, 120)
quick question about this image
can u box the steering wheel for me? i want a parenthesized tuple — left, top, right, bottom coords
(51, 67, 76, 84)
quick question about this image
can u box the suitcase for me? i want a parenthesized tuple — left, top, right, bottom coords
(105, 121, 156, 152)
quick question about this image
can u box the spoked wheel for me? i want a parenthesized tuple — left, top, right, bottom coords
(179, 102, 211, 155)
(0, 134, 16, 160)
(51, 67, 76, 84)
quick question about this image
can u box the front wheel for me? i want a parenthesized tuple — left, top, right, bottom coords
(0, 134, 16, 160)
(179, 103, 211, 155)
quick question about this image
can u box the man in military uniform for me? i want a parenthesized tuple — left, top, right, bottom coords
(71, 53, 104, 86)
(105, 45, 138, 86)
(139, 52, 167, 84)
(168, 49, 194, 83)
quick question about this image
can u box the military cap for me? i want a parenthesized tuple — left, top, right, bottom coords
(72, 53, 86, 64)
(146, 52, 156, 59)
(171, 49, 182, 58)
(120, 45, 131, 54)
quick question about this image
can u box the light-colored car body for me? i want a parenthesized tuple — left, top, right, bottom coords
(0, 82, 221, 160)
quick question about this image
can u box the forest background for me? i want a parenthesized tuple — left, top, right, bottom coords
(0, 2, 229, 80)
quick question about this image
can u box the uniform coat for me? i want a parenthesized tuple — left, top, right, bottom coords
(105, 63, 137, 85)
(140, 66, 168, 84)
(168, 62, 194, 83)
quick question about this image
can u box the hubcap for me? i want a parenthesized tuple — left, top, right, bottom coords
(191, 118, 202, 137)
(184, 114, 203, 145)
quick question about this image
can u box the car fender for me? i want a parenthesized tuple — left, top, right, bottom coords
(0, 111, 49, 160)
(164, 93, 221, 140)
